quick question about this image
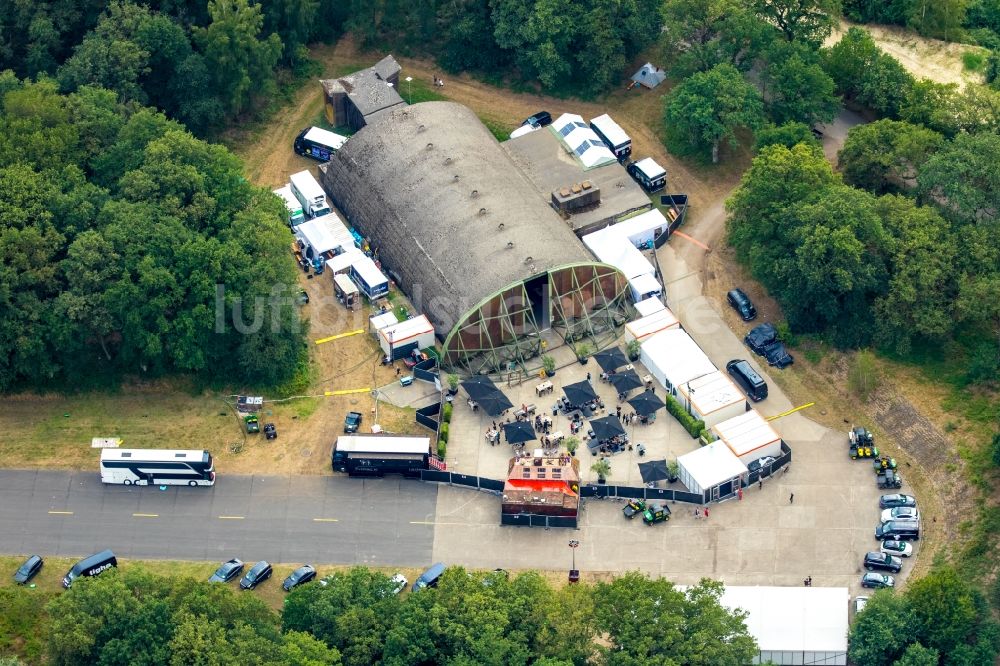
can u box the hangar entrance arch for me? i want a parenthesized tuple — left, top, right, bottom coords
(524, 273, 550, 331)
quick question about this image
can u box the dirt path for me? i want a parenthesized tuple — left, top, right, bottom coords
(826, 20, 985, 88)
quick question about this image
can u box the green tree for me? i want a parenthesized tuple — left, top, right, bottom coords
(753, 121, 821, 151)
(438, 0, 511, 73)
(917, 131, 1000, 225)
(838, 120, 944, 194)
(762, 42, 839, 125)
(753, 0, 841, 47)
(194, 0, 282, 116)
(664, 63, 765, 162)
(848, 590, 910, 666)
(262, 0, 319, 64)
(906, 0, 969, 41)
(822, 27, 915, 117)
(281, 630, 343, 666)
(892, 643, 939, 666)
(905, 568, 981, 656)
(661, 0, 773, 77)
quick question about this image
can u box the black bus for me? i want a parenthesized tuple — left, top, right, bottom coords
(63, 550, 117, 588)
(293, 126, 347, 161)
(332, 435, 430, 477)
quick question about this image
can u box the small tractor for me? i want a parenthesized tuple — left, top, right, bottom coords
(877, 468, 903, 489)
(244, 414, 260, 434)
(849, 426, 878, 459)
(872, 457, 897, 474)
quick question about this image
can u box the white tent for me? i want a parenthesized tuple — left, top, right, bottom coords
(378, 315, 435, 358)
(717, 586, 849, 665)
(676, 370, 746, 428)
(302, 126, 348, 151)
(582, 228, 655, 280)
(677, 440, 747, 497)
(634, 296, 665, 317)
(369, 310, 398, 335)
(295, 212, 354, 257)
(639, 328, 716, 393)
(551, 113, 618, 169)
(628, 272, 662, 301)
(325, 249, 364, 274)
(625, 307, 679, 344)
(712, 409, 783, 464)
(349, 256, 389, 299)
(611, 208, 669, 248)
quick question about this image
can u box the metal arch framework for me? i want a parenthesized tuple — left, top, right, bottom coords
(441, 263, 634, 375)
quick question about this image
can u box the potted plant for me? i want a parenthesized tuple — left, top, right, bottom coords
(666, 459, 680, 483)
(542, 354, 556, 377)
(626, 339, 641, 362)
(591, 459, 611, 484)
(564, 435, 580, 456)
(575, 342, 592, 364)
(446, 373, 459, 395)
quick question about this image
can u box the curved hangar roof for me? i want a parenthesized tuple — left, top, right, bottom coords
(319, 101, 594, 334)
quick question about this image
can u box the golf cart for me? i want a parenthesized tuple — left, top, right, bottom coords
(850, 441, 878, 459)
(263, 423, 277, 440)
(872, 457, 897, 473)
(244, 415, 260, 434)
(877, 469, 903, 489)
(642, 504, 671, 525)
(849, 426, 875, 448)
(623, 499, 646, 519)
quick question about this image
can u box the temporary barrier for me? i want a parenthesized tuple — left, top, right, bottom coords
(415, 402, 440, 431)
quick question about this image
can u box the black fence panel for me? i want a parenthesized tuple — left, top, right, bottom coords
(479, 477, 504, 492)
(391, 340, 418, 361)
(644, 488, 674, 502)
(420, 470, 450, 484)
(414, 358, 439, 384)
(501, 513, 531, 527)
(548, 515, 578, 529)
(414, 402, 440, 432)
(580, 484, 599, 498)
(529, 515, 548, 527)
(616, 486, 645, 499)
(451, 474, 478, 488)
(673, 490, 705, 504)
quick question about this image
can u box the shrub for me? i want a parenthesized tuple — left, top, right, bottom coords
(626, 339, 641, 360)
(438, 422, 449, 443)
(447, 373, 459, 391)
(963, 50, 987, 72)
(437, 440, 447, 458)
(848, 350, 880, 400)
(775, 320, 799, 347)
(591, 459, 611, 480)
(442, 402, 453, 423)
(575, 342, 593, 359)
(542, 355, 556, 375)
(664, 393, 706, 438)
(992, 433, 1000, 468)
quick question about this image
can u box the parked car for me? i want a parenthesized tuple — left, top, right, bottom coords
(727, 359, 768, 401)
(881, 540, 913, 558)
(413, 563, 446, 592)
(642, 505, 671, 525)
(13, 555, 43, 584)
(263, 423, 277, 440)
(623, 499, 646, 519)
(875, 519, 920, 541)
(344, 411, 362, 433)
(240, 561, 273, 590)
(209, 558, 244, 583)
(762, 341, 794, 368)
(282, 565, 316, 592)
(744, 323, 777, 355)
(389, 573, 408, 595)
(879, 494, 916, 510)
(861, 573, 895, 589)
(510, 124, 540, 139)
(864, 551, 902, 573)
(747, 455, 777, 475)
(881, 506, 920, 523)
(726, 288, 757, 321)
(521, 111, 553, 128)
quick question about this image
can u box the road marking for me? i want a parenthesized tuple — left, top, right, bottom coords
(133, 513, 158, 518)
(671, 230, 711, 251)
(324, 388, 372, 397)
(312, 518, 339, 522)
(766, 402, 815, 421)
(315, 329, 364, 345)
(48, 510, 73, 515)
(218, 515, 245, 520)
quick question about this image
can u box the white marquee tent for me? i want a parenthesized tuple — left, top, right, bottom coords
(295, 212, 354, 258)
(551, 113, 618, 169)
(712, 409, 783, 465)
(633, 296, 665, 317)
(609, 208, 669, 248)
(677, 440, 747, 498)
(676, 370, 747, 428)
(639, 328, 716, 393)
(625, 307, 680, 344)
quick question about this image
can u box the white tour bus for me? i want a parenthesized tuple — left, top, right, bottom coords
(100, 449, 216, 486)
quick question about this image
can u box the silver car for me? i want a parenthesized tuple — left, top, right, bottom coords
(880, 540, 913, 557)
(880, 506, 919, 523)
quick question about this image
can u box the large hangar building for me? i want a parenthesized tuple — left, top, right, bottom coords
(319, 101, 634, 374)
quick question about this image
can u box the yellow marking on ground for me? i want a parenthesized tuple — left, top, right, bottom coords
(766, 402, 815, 421)
(218, 515, 245, 520)
(324, 388, 372, 396)
(48, 511, 73, 515)
(315, 329, 365, 344)
(133, 513, 158, 518)
(312, 518, 339, 522)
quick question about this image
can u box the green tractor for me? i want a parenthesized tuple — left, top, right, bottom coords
(244, 414, 260, 434)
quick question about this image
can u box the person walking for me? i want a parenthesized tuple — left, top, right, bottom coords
(704, 508, 709, 519)
(789, 492, 794, 504)
(758, 479, 763, 490)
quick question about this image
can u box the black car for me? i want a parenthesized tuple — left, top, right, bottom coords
(522, 111, 553, 128)
(879, 494, 916, 510)
(726, 288, 756, 321)
(344, 411, 362, 434)
(282, 565, 316, 592)
(209, 558, 244, 583)
(13, 555, 43, 584)
(864, 551, 902, 573)
(744, 323, 777, 355)
(240, 561, 273, 590)
(762, 341, 794, 368)
(861, 573, 895, 589)
(747, 455, 776, 475)
(264, 423, 277, 440)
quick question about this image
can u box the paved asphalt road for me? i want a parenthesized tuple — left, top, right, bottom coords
(0, 471, 438, 567)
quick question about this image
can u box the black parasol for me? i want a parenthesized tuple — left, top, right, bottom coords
(589, 414, 626, 440)
(503, 420, 537, 444)
(563, 380, 598, 406)
(593, 347, 628, 373)
(610, 368, 644, 394)
(627, 390, 666, 416)
(638, 459, 670, 484)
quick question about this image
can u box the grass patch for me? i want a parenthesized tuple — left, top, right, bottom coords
(480, 116, 516, 142)
(962, 50, 986, 72)
(402, 77, 447, 105)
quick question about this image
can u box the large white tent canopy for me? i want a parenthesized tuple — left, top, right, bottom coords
(639, 328, 716, 392)
(676, 440, 747, 495)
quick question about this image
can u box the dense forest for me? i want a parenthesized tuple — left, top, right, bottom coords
(0, 566, 759, 666)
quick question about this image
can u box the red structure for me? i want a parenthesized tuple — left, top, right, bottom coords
(501, 454, 580, 527)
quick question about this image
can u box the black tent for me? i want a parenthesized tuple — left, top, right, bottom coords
(503, 420, 537, 444)
(610, 369, 644, 394)
(462, 375, 500, 399)
(474, 391, 514, 417)
(638, 459, 670, 484)
(563, 380, 598, 406)
(590, 415, 626, 440)
(627, 390, 665, 416)
(593, 347, 628, 373)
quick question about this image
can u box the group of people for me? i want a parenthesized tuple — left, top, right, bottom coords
(533, 414, 553, 433)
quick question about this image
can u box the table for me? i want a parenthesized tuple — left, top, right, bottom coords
(550, 431, 565, 443)
(535, 381, 553, 396)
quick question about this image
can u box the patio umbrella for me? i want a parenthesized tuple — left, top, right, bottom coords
(461, 375, 499, 399)
(503, 420, 537, 445)
(609, 368, 644, 394)
(638, 459, 670, 484)
(628, 389, 666, 417)
(593, 347, 628, 373)
(474, 391, 514, 417)
(563, 380, 598, 406)
(589, 415, 626, 440)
